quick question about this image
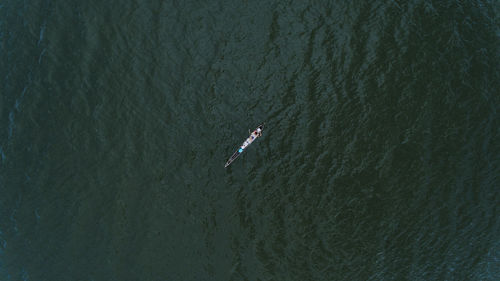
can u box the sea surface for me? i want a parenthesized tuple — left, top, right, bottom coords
(1, 0, 499, 280)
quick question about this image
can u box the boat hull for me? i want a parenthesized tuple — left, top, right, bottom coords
(225, 124, 264, 168)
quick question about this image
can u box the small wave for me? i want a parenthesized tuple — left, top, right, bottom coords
(38, 48, 46, 64)
(8, 111, 14, 140)
(0, 146, 5, 162)
(37, 24, 46, 46)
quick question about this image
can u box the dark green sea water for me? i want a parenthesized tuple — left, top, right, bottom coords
(1, 0, 499, 280)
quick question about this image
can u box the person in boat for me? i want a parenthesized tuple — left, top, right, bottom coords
(250, 128, 262, 139)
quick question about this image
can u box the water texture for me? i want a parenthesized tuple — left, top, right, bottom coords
(1, 0, 499, 280)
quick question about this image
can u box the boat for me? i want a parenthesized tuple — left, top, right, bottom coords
(225, 124, 264, 168)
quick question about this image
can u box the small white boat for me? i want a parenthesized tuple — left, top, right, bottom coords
(225, 124, 264, 168)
